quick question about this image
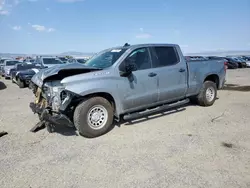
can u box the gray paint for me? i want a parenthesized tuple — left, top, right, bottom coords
(31, 44, 226, 116)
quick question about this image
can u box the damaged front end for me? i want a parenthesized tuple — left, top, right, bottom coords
(29, 63, 101, 132)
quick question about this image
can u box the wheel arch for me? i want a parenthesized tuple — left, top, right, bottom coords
(204, 74, 219, 89)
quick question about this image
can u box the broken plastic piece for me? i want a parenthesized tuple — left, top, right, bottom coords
(0, 131, 8, 137)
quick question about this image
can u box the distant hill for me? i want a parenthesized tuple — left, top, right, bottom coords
(60, 51, 94, 56)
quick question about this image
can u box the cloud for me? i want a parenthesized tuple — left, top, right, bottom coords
(0, 0, 19, 15)
(32, 24, 56, 32)
(0, 9, 9, 15)
(57, 0, 84, 2)
(136, 28, 152, 39)
(12, 25, 21, 30)
(136, 33, 152, 39)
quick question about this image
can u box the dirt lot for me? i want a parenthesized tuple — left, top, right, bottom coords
(0, 69, 250, 188)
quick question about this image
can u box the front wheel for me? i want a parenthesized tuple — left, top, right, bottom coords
(74, 97, 114, 138)
(196, 81, 217, 106)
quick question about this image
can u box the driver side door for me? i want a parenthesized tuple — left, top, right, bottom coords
(117, 47, 158, 113)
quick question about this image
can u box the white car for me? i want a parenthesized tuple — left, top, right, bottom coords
(246, 61, 250, 67)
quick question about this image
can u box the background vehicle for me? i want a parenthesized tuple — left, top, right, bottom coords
(185, 56, 209, 61)
(67, 57, 88, 64)
(241, 56, 250, 67)
(231, 57, 247, 68)
(34, 56, 65, 68)
(30, 43, 227, 138)
(57, 56, 68, 64)
(223, 57, 239, 69)
(0, 58, 12, 76)
(3, 60, 20, 79)
(11, 63, 43, 88)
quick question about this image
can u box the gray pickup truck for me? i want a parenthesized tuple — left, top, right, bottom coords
(29, 43, 227, 138)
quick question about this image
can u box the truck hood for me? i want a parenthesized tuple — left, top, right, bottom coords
(4, 65, 15, 71)
(18, 68, 40, 75)
(31, 63, 101, 87)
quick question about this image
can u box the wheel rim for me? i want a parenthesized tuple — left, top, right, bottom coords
(87, 105, 108, 130)
(206, 87, 215, 102)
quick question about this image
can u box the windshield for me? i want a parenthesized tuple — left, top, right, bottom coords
(85, 48, 128, 68)
(6, 61, 19, 66)
(76, 59, 86, 64)
(17, 63, 41, 70)
(58, 57, 67, 62)
(43, 58, 64, 65)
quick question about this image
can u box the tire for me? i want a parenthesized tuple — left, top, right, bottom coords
(196, 81, 217, 107)
(74, 97, 114, 138)
(17, 78, 25, 88)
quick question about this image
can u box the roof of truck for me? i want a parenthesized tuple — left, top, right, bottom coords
(107, 43, 179, 51)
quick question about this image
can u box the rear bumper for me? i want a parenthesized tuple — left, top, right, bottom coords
(29, 102, 74, 127)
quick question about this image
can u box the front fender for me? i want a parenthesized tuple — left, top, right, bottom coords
(64, 82, 123, 116)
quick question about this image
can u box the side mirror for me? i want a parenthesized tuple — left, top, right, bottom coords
(119, 61, 137, 77)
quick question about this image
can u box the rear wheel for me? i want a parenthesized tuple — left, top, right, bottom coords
(197, 81, 217, 106)
(74, 97, 114, 138)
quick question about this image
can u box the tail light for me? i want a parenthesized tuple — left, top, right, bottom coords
(224, 62, 228, 71)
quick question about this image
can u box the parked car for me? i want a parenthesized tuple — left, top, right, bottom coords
(29, 43, 227, 138)
(2, 60, 20, 79)
(67, 57, 88, 64)
(57, 56, 68, 64)
(223, 57, 239, 69)
(0, 58, 12, 76)
(185, 56, 209, 61)
(240, 56, 250, 67)
(34, 56, 65, 68)
(231, 57, 247, 68)
(11, 62, 43, 88)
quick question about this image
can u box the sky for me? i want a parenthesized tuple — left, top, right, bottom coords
(0, 0, 250, 54)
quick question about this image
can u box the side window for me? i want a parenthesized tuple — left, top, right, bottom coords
(152, 46, 179, 67)
(125, 48, 151, 71)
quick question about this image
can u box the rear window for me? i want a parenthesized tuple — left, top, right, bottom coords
(17, 63, 41, 70)
(43, 58, 64, 65)
(6, 61, 19, 66)
(152, 47, 179, 67)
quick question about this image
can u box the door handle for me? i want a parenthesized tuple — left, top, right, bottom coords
(179, 68, 186, 72)
(148, 72, 157, 77)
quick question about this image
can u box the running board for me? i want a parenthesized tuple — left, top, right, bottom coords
(123, 98, 189, 121)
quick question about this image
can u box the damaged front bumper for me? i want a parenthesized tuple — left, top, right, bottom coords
(29, 83, 81, 132)
(29, 102, 74, 128)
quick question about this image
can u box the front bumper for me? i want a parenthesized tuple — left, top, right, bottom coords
(29, 102, 74, 127)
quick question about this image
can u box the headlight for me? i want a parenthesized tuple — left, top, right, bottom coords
(52, 95, 61, 111)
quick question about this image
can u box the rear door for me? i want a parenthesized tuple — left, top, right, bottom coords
(150, 46, 188, 103)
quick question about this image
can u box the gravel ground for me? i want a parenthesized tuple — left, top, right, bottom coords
(0, 69, 250, 188)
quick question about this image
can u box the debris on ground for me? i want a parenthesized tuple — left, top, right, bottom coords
(221, 142, 233, 148)
(0, 131, 8, 137)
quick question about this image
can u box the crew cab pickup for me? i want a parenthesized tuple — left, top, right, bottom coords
(29, 44, 227, 138)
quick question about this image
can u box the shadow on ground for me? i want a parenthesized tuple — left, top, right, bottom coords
(0, 81, 6, 90)
(222, 84, 250, 92)
(52, 125, 79, 136)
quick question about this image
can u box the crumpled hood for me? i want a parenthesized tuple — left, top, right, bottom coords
(31, 63, 101, 87)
